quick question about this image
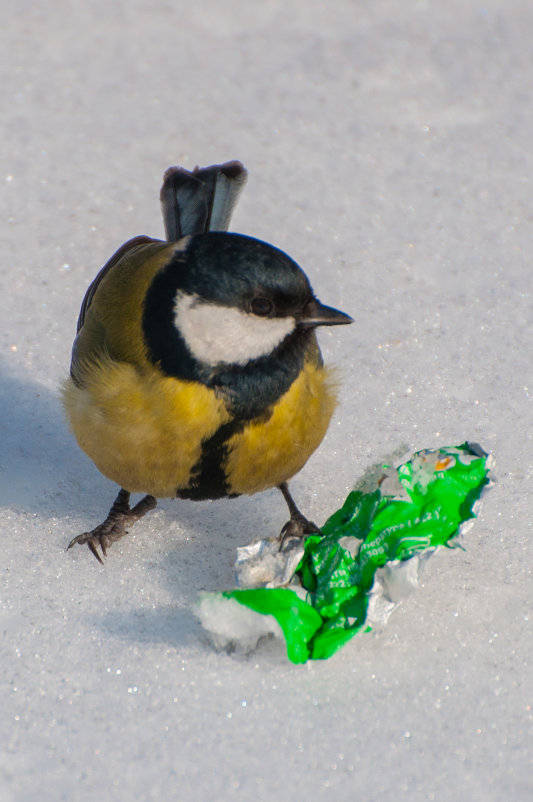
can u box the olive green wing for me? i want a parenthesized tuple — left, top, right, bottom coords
(70, 238, 174, 384)
(76, 235, 156, 333)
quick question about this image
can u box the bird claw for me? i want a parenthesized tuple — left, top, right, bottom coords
(66, 521, 128, 565)
(67, 532, 105, 565)
(279, 514, 321, 552)
(66, 490, 157, 564)
(88, 539, 105, 565)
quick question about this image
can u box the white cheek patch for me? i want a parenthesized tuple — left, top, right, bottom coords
(174, 292, 295, 366)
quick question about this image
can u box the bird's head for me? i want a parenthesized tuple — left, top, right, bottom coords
(143, 232, 352, 375)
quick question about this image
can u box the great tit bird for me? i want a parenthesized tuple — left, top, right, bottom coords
(63, 161, 352, 564)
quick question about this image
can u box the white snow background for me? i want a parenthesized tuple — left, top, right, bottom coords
(1, 1, 531, 800)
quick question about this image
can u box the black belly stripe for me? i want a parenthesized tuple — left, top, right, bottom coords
(176, 419, 245, 501)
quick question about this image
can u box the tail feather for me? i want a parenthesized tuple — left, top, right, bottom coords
(160, 160, 248, 241)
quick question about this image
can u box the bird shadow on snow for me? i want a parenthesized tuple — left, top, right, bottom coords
(95, 603, 203, 650)
(0, 360, 90, 514)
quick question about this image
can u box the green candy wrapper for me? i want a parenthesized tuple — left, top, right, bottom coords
(198, 443, 492, 663)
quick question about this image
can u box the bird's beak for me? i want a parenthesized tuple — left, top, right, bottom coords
(298, 298, 353, 327)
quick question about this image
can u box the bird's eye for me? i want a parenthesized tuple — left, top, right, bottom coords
(250, 297, 273, 316)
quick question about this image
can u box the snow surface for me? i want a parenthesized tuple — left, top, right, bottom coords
(1, 1, 531, 799)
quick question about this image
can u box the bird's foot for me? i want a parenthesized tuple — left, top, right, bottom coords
(67, 489, 157, 564)
(277, 481, 322, 551)
(279, 513, 321, 552)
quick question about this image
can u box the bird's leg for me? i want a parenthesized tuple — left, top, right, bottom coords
(66, 489, 157, 565)
(278, 482, 321, 550)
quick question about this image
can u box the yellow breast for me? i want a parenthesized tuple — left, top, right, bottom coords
(62, 356, 231, 497)
(224, 360, 337, 494)
(62, 356, 337, 499)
